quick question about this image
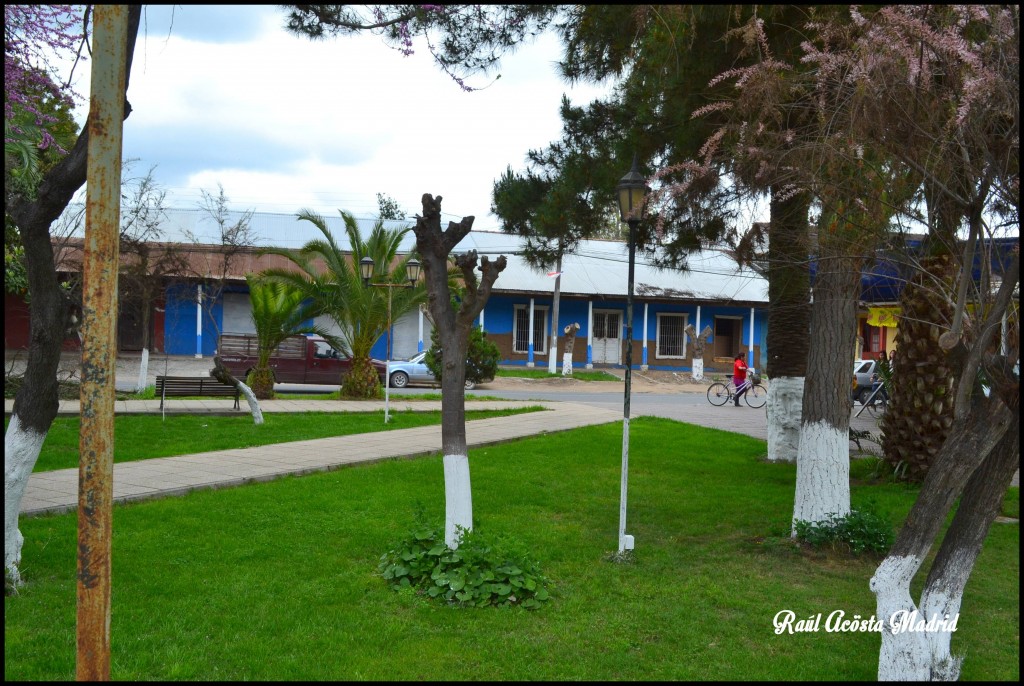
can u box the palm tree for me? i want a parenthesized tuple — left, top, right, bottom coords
(259, 209, 425, 398)
(245, 273, 333, 399)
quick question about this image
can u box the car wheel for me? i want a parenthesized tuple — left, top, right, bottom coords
(857, 387, 872, 405)
(390, 371, 409, 388)
(464, 379, 476, 391)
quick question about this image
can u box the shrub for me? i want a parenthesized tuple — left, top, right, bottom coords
(424, 325, 500, 386)
(793, 508, 895, 555)
(379, 520, 551, 609)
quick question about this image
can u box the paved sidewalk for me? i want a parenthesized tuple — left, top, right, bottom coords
(15, 400, 621, 516)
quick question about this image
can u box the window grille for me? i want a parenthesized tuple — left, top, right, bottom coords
(657, 313, 687, 358)
(513, 305, 548, 354)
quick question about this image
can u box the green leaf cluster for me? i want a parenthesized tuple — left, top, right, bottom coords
(379, 521, 551, 610)
(424, 325, 499, 385)
(793, 508, 895, 555)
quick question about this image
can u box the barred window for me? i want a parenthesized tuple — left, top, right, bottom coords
(513, 305, 548, 354)
(656, 313, 687, 358)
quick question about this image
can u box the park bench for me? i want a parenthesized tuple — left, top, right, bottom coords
(156, 375, 240, 410)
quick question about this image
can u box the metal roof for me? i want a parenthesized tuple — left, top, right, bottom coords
(61, 205, 768, 304)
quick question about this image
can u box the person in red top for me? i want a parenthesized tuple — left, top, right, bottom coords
(732, 354, 749, 407)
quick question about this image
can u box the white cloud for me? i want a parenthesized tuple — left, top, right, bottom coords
(70, 6, 610, 229)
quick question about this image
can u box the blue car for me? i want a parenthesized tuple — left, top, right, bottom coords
(386, 351, 482, 390)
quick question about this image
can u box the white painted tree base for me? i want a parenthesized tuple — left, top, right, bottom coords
(869, 555, 966, 680)
(767, 377, 803, 463)
(236, 381, 263, 425)
(793, 419, 850, 529)
(4, 416, 47, 586)
(562, 353, 573, 376)
(691, 359, 704, 381)
(135, 347, 150, 393)
(443, 453, 473, 549)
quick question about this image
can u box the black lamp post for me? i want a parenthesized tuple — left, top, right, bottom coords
(361, 256, 421, 422)
(614, 154, 648, 554)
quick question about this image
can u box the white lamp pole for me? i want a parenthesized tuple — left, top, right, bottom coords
(615, 153, 648, 554)
(361, 257, 421, 423)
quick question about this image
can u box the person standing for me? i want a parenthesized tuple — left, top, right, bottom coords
(733, 354, 748, 407)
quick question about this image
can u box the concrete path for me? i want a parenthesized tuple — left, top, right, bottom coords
(13, 400, 623, 516)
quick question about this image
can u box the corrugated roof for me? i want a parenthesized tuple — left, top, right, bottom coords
(59, 206, 767, 304)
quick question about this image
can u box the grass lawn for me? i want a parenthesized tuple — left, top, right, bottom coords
(3, 408, 543, 473)
(4, 418, 1018, 680)
(496, 367, 620, 381)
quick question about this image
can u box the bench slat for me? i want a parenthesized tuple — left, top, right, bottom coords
(156, 376, 241, 410)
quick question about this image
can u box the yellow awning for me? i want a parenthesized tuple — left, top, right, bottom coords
(867, 306, 900, 328)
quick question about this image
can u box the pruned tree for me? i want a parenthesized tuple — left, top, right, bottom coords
(683, 323, 711, 380)
(411, 193, 506, 548)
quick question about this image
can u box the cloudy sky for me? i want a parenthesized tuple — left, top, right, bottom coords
(60, 5, 610, 231)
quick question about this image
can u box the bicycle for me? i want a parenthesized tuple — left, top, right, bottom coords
(854, 377, 889, 419)
(707, 370, 767, 408)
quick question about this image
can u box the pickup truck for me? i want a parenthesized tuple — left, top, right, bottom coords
(218, 333, 386, 385)
(852, 359, 879, 404)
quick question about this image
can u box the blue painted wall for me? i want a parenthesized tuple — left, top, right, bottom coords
(163, 283, 223, 357)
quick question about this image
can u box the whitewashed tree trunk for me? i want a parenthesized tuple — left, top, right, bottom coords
(792, 258, 859, 531)
(442, 454, 473, 548)
(237, 380, 263, 425)
(792, 420, 850, 527)
(691, 358, 704, 381)
(135, 346, 149, 393)
(766, 376, 803, 463)
(4, 416, 48, 587)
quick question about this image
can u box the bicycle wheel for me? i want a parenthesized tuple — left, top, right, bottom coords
(745, 383, 767, 408)
(867, 395, 888, 418)
(707, 382, 731, 406)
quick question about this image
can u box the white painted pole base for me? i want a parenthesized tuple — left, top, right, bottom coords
(691, 359, 704, 381)
(562, 353, 573, 376)
(443, 454, 473, 549)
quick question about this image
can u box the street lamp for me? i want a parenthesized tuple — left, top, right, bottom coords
(361, 256, 421, 423)
(614, 153, 648, 554)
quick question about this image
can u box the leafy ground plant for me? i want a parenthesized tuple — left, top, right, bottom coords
(793, 508, 895, 555)
(380, 518, 551, 609)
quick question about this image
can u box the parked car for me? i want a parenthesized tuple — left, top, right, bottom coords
(219, 333, 386, 385)
(386, 351, 487, 390)
(852, 359, 879, 404)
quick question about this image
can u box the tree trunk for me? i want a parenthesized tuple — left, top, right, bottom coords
(439, 326, 472, 548)
(792, 253, 860, 528)
(547, 254, 562, 374)
(2, 6, 143, 587)
(880, 252, 958, 479)
(212, 357, 263, 425)
(765, 189, 810, 463)
(135, 283, 153, 392)
(411, 194, 505, 550)
(871, 399, 1012, 680)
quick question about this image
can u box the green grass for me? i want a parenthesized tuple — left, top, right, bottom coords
(496, 367, 620, 382)
(3, 408, 544, 473)
(4, 418, 1017, 680)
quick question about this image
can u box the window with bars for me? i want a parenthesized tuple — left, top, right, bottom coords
(513, 305, 548, 354)
(656, 313, 687, 358)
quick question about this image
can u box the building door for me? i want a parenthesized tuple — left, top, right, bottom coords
(592, 310, 621, 364)
(713, 316, 742, 359)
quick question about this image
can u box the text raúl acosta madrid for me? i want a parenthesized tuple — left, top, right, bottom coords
(773, 610, 960, 634)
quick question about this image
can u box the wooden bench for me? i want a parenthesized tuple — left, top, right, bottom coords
(156, 376, 240, 410)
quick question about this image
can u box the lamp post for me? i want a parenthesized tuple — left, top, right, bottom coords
(361, 256, 421, 423)
(615, 154, 648, 554)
